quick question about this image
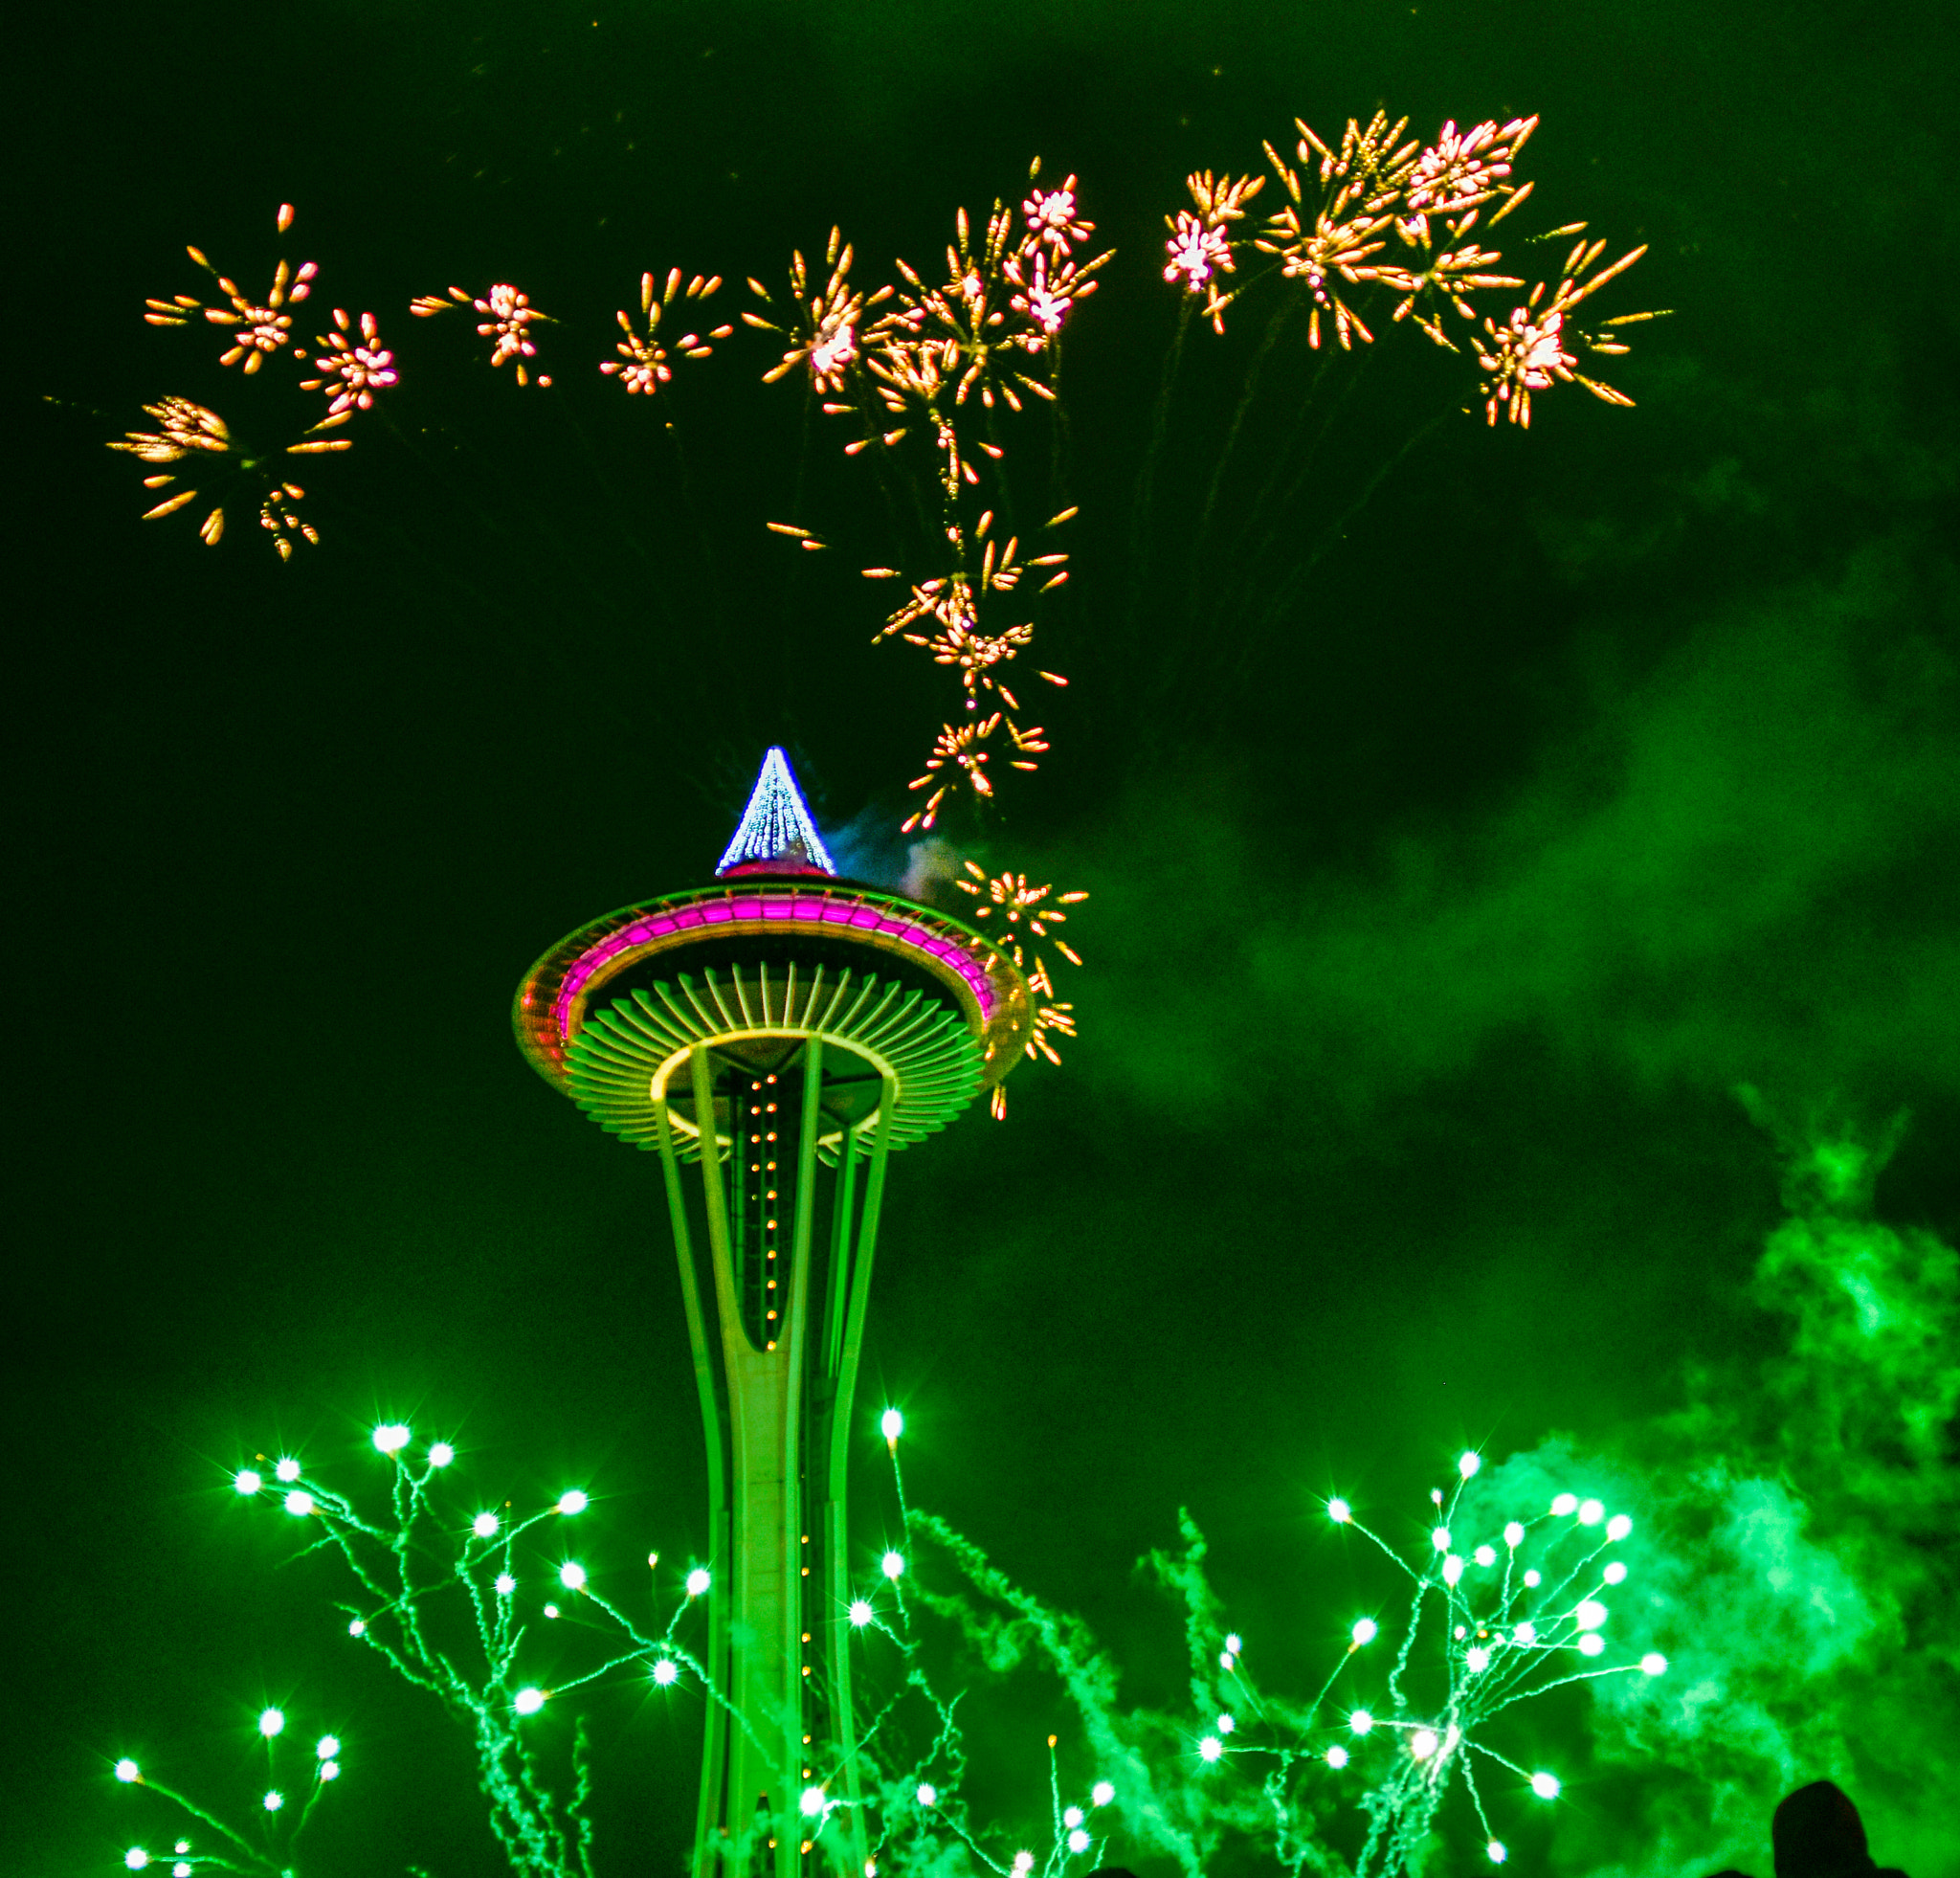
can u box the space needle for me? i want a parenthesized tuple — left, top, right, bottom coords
(515, 749, 1032, 1877)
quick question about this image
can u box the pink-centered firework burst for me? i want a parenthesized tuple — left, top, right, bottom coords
(301, 308, 398, 414)
(411, 282, 554, 386)
(601, 267, 733, 395)
(1002, 244, 1095, 341)
(1162, 171, 1265, 326)
(744, 229, 885, 392)
(774, 159, 1108, 497)
(1164, 213, 1236, 294)
(1476, 234, 1652, 425)
(1396, 116, 1538, 244)
(1021, 175, 1096, 254)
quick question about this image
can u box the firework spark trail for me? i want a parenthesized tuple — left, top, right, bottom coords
(301, 307, 398, 414)
(1214, 400, 1455, 703)
(841, 1509, 1152, 1878)
(1183, 291, 1306, 598)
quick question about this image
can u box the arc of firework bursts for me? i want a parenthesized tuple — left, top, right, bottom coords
(112, 122, 1654, 1074)
(1165, 110, 1668, 422)
(743, 164, 1104, 1097)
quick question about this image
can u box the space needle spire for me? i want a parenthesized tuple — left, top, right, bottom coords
(716, 747, 838, 878)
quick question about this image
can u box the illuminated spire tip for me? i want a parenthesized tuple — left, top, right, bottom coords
(716, 748, 836, 877)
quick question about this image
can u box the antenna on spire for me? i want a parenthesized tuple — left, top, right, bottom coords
(716, 748, 837, 878)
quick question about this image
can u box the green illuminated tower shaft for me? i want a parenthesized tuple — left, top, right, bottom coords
(515, 752, 1029, 1878)
(659, 1032, 892, 1878)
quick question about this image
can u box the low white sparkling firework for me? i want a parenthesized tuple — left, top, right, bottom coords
(187, 1428, 716, 1874)
(853, 1438, 1668, 1878)
(1213, 1461, 1670, 1874)
(106, 1703, 345, 1876)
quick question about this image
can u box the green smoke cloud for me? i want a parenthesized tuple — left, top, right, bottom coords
(1492, 1110, 1960, 1878)
(881, 1109, 1956, 1878)
(1081, 535, 1960, 1123)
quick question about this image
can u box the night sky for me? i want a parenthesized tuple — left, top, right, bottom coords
(11, 3, 1957, 1876)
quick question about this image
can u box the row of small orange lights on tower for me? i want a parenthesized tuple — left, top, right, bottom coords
(748, 1072, 783, 1348)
